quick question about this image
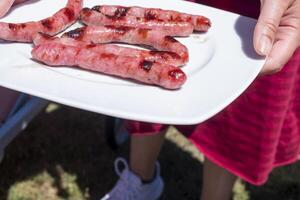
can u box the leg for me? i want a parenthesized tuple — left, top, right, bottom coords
(100, 129, 167, 200)
(200, 158, 237, 200)
(130, 129, 167, 181)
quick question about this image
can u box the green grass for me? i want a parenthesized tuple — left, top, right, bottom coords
(0, 103, 300, 200)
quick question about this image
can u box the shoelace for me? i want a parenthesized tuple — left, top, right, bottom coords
(102, 157, 161, 200)
(108, 158, 142, 200)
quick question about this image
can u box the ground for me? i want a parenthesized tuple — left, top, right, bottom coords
(1, 103, 300, 200)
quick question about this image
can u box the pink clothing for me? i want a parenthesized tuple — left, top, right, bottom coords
(126, 0, 300, 185)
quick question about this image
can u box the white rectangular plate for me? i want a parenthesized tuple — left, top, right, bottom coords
(0, 0, 264, 125)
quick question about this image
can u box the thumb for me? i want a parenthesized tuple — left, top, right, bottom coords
(253, 0, 289, 56)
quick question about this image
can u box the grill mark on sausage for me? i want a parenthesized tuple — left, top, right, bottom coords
(140, 60, 153, 72)
(101, 53, 115, 59)
(8, 23, 26, 31)
(63, 27, 86, 40)
(137, 28, 150, 39)
(144, 11, 157, 20)
(106, 7, 130, 19)
(41, 18, 54, 30)
(86, 43, 97, 48)
(81, 7, 92, 18)
(164, 36, 178, 43)
(64, 7, 75, 21)
(92, 6, 130, 20)
(149, 51, 181, 59)
(54, 54, 60, 61)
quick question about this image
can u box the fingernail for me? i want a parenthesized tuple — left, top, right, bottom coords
(258, 35, 272, 56)
(259, 56, 281, 76)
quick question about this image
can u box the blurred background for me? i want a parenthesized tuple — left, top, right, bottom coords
(1, 103, 300, 200)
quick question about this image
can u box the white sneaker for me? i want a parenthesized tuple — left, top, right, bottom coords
(101, 157, 164, 200)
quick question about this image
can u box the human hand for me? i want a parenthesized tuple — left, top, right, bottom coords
(0, 0, 28, 19)
(253, 0, 300, 75)
(0, 0, 15, 18)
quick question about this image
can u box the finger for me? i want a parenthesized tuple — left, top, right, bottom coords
(253, 0, 290, 56)
(0, 0, 15, 18)
(260, 32, 299, 75)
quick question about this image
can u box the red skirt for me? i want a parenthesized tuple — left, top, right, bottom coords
(126, 0, 300, 185)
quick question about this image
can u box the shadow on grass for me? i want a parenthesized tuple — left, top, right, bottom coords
(0, 105, 203, 200)
(2, 104, 300, 200)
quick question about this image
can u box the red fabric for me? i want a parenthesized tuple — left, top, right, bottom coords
(126, 0, 300, 185)
(187, 0, 260, 18)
